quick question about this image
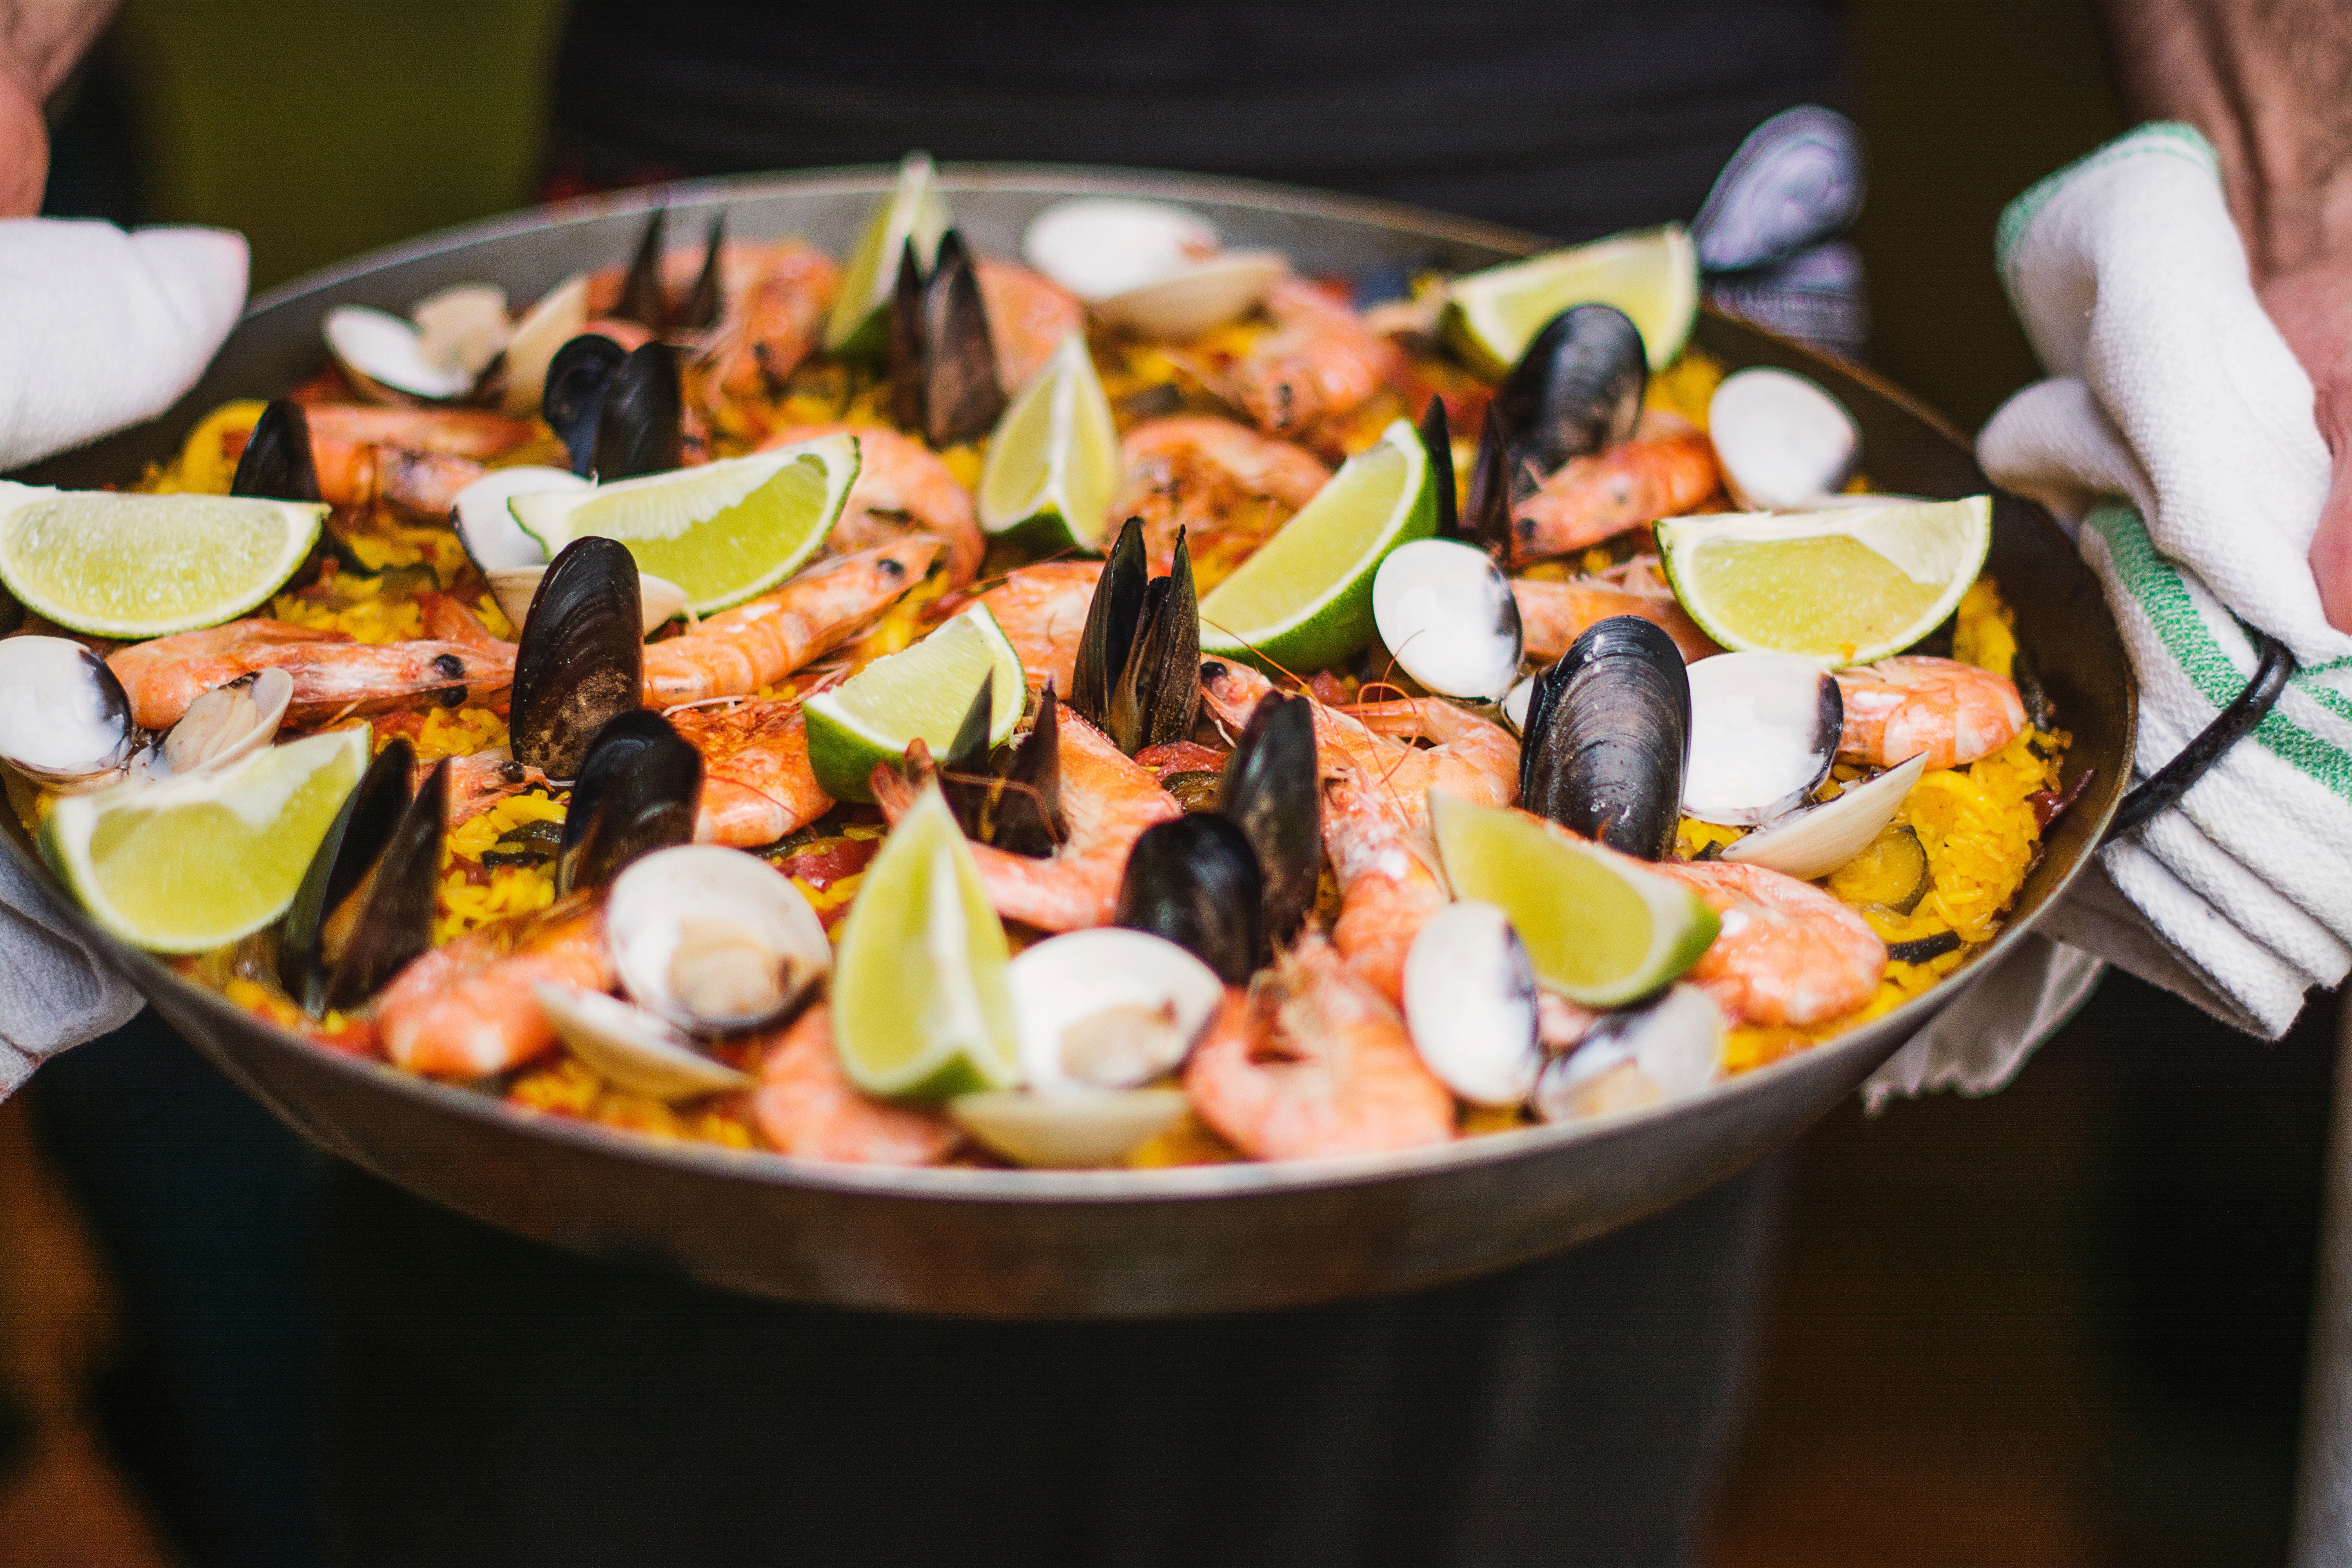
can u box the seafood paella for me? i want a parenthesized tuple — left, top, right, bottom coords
(0, 157, 2078, 1171)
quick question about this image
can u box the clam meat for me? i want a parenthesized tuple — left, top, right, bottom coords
(606, 845, 829, 1034)
(1008, 926, 1223, 1092)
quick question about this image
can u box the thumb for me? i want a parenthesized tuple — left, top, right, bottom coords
(2308, 385, 2352, 631)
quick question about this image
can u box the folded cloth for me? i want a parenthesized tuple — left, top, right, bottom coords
(0, 218, 248, 471)
(1868, 123, 2352, 1108)
(0, 217, 250, 1096)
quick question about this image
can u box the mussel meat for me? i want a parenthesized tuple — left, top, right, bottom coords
(1532, 984, 1722, 1123)
(557, 709, 702, 894)
(0, 636, 138, 792)
(509, 536, 646, 780)
(1215, 690, 1319, 942)
(1519, 615, 1689, 860)
(1493, 303, 1648, 478)
(1682, 651, 1841, 826)
(1370, 537, 1523, 702)
(1072, 518, 1200, 755)
(1707, 367, 1860, 511)
(278, 742, 446, 1014)
(1113, 812, 1265, 984)
(606, 844, 829, 1034)
(1403, 901, 1542, 1107)
(889, 228, 1008, 446)
(229, 399, 323, 503)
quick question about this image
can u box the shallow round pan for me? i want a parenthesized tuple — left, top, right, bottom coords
(5, 166, 2133, 1319)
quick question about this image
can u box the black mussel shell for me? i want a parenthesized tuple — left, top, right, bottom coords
(319, 759, 448, 1013)
(510, 537, 646, 780)
(955, 680, 1066, 859)
(1114, 813, 1266, 984)
(887, 235, 929, 435)
(1071, 517, 1150, 730)
(593, 341, 683, 481)
(1107, 531, 1201, 755)
(676, 211, 727, 332)
(1217, 690, 1320, 943)
(1461, 405, 1516, 564)
(1420, 397, 1459, 541)
(938, 671, 999, 839)
(230, 398, 322, 503)
(917, 229, 1008, 447)
(544, 334, 627, 478)
(559, 710, 702, 894)
(615, 205, 669, 332)
(278, 738, 414, 1013)
(1520, 615, 1689, 860)
(1495, 303, 1647, 477)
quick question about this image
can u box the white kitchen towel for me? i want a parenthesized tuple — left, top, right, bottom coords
(0, 218, 249, 471)
(0, 849, 143, 1096)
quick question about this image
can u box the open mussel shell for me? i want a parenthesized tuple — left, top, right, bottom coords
(1682, 651, 1841, 826)
(1008, 927, 1223, 1092)
(1723, 751, 1929, 881)
(1216, 690, 1319, 943)
(509, 536, 645, 780)
(558, 710, 702, 895)
(615, 204, 670, 332)
(1708, 366, 1860, 511)
(1403, 902, 1542, 1107)
(944, 678, 1066, 858)
(229, 398, 323, 503)
(1461, 404, 1517, 563)
(891, 227, 1008, 447)
(1071, 517, 1149, 727)
(543, 334, 627, 477)
(1519, 616, 1690, 860)
(0, 637, 138, 793)
(1113, 813, 1265, 984)
(278, 745, 445, 1015)
(606, 845, 829, 1034)
(535, 982, 754, 1101)
(1106, 532, 1201, 754)
(150, 668, 292, 780)
(1533, 984, 1722, 1123)
(1371, 538, 1523, 701)
(451, 465, 583, 572)
(488, 565, 686, 637)
(1420, 397, 1459, 540)
(593, 341, 684, 481)
(498, 273, 590, 417)
(321, 303, 475, 404)
(1494, 303, 1647, 476)
(675, 211, 729, 333)
(950, 1087, 1191, 1169)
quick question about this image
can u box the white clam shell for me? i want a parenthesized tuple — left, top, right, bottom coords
(949, 1087, 1190, 1168)
(1008, 927, 1224, 1092)
(0, 635, 137, 791)
(607, 846, 831, 1033)
(1533, 985, 1722, 1123)
(410, 283, 511, 379)
(1707, 367, 1860, 511)
(451, 465, 584, 572)
(534, 982, 754, 1101)
(322, 303, 474, 402)
(151, 667, 292, 780)
(1098, 252, 1287, 341)
(499, 273, 590, 416)
(1682, 650, 1842, 826)
(1372, 539, 1524, 702)
(1023, 198, 1283, 339)
(488, 564, 688, 637)
(1403, 902, 1542, 1107)
(1722, 751, 1931, 881)
(1502, 673, 1535, 735)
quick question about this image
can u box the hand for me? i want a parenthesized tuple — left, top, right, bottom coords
(0, 47, 46, 215)
(2265, 260, 2352, 629)
(0, 0, 123, 215)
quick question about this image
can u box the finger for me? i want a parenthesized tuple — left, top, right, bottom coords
(2310, 386, 2352, 632)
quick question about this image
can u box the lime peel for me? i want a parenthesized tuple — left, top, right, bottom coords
(803, 602, 1024, 803)
(976, 330, 1120, 552)
(0, 482, 324, 639)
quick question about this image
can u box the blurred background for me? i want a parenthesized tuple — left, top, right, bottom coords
(2, 1, 2337, 1564)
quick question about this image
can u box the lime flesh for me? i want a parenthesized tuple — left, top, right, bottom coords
(1446, 225, 1698, 375)
(41, 727, 372, 953)
(831, 787, 1020, 1099)
(0, 483, 323, 639)
(976, 330, 1120, 552)
(803, 603, 1025, 803)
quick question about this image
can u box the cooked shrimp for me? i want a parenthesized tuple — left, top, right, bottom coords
(297, 404, 537, 459)
(444, 746, 545, 827)
(668, 698, 833, 848)
(758, 423, 983, 587)
(1111, 416, 1330, 573)
(1222, 277, 1404, 448)
(377, 897, 612, 1077)
(107, 619, 515, 731)
(975, 561, 1102, 695)
(708, 241, 843, 397)
(752, 1005, 958, 1165)
(289, 405, 536, 517)
(641, 539, 937, 704)
(1653, 859, 1886, 1027)
(1183, 934, 1455, 1161)
(1834, 656, 2028, 770)
(1329, 695, 1521, 818)
(871, 707, 1180, 931)
(415, 592, 512, 658)
(974, 259, 1085, 393)
(1510, 411, 1719, 562)
(1512, 573, 1719, 663)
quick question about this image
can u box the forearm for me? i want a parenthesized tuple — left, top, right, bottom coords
(0, 0, 118, 216)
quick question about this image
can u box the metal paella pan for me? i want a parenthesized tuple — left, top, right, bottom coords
(4, 166, 2132, 1318)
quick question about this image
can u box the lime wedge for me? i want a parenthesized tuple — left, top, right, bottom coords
(1430, 790, 1718, 1008)
(508, 434, 860, 614)
(1445, 225, 1698, 375)
(0, 482, 323, 639)
(831, 785, 1020, 1098)
(40, 727, 371, 953)
(1197, 419, 1435, 673)
(824, 151, 953, 358)
(804, 602, 1024, 803)
(976, 330, 1121, 552)
(1657, 496, 1992, 665)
